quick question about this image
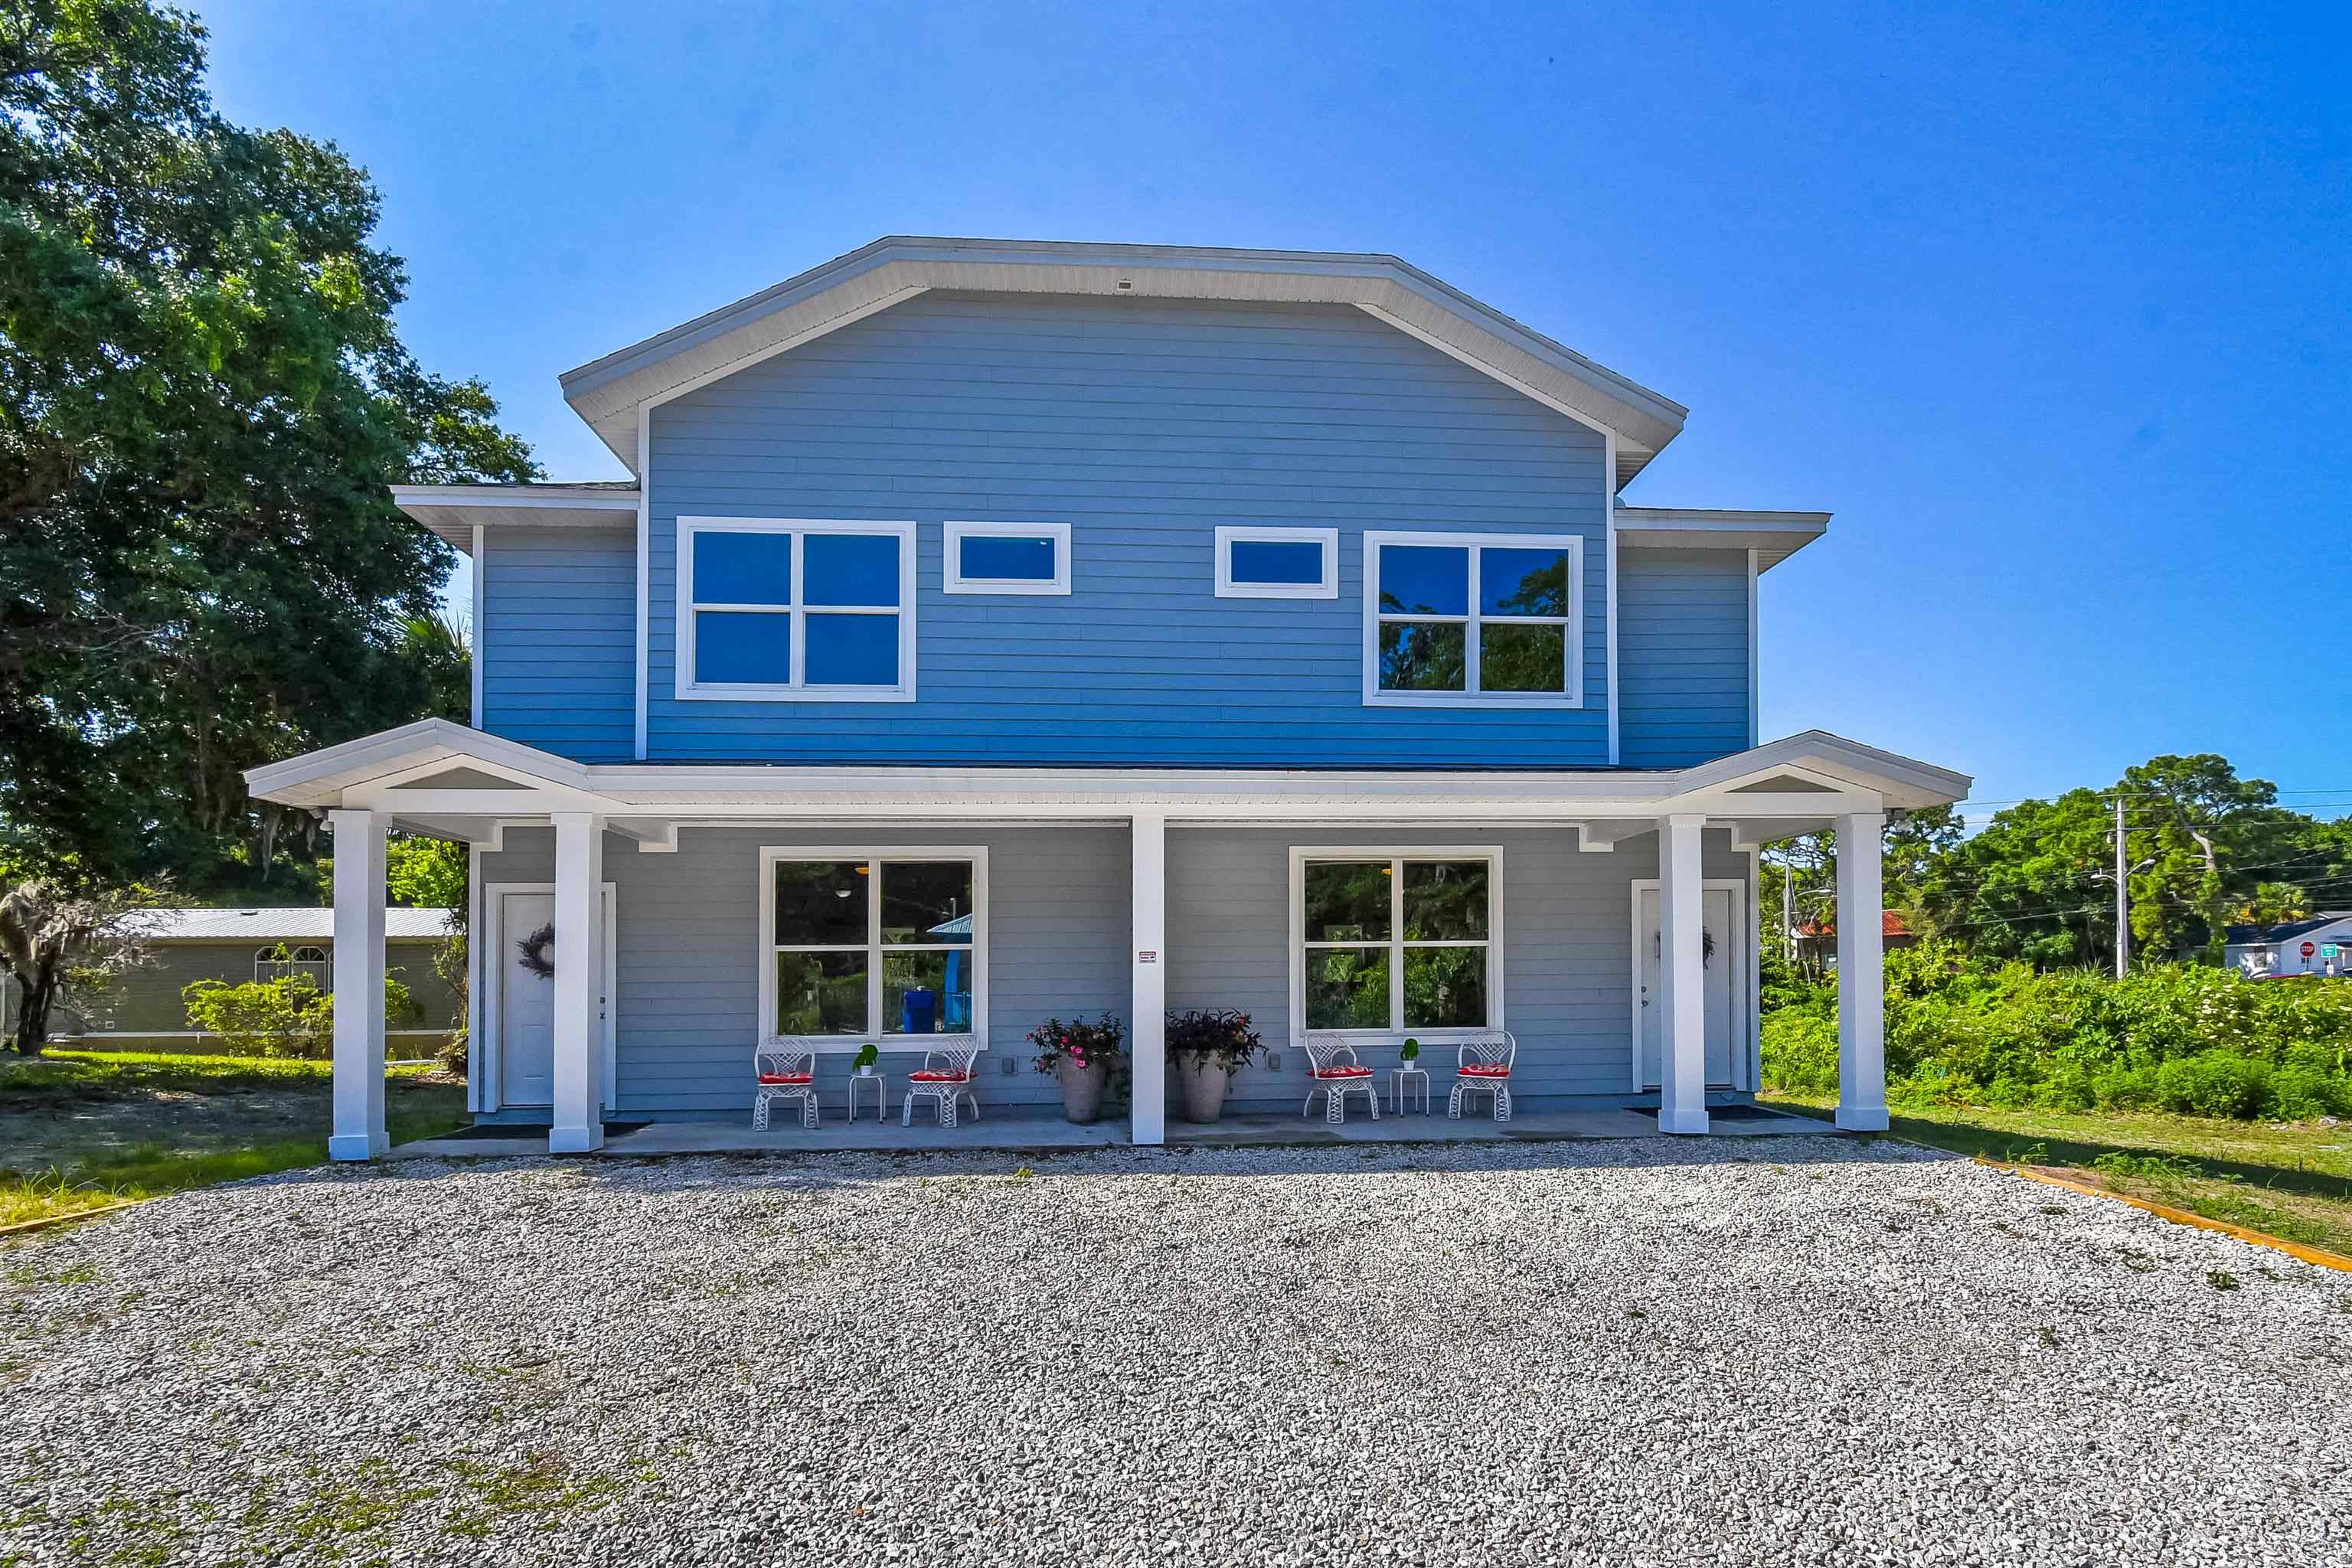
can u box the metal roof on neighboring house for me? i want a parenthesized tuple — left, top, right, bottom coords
(2223, 913, 2352, 946)
(134, 907, 456, 942)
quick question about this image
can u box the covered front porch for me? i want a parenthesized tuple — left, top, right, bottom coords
(241, 720, 1968, 1158)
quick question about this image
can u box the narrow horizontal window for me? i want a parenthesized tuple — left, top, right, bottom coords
(1215, 525, 1339, 599)
(943, 521, 1073, 596)
(1362, 531, 1583, 707)
(676, 518, 916, 702)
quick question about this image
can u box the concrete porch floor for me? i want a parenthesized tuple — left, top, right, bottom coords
(390, 1104, 1838, 1159)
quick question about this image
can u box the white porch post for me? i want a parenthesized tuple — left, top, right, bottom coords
(549, 811, 606, 1154)
(1655, 813, 1710, 1135)
(327, 808, 388, 1161)
(1129, 812, 1167, 1146)
(1834, 809, 1890, 1131)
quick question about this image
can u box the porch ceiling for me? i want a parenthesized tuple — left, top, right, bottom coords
(244, 720, 1968, 841)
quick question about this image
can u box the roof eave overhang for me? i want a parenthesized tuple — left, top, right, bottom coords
(390, 485, 642, 553)
(244, 723, 1968, 836)
(1614, 508, 1831, 572)
(556, 237, 1688, 484)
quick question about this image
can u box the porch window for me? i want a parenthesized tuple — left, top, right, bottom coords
(1362, 531, 1583, 706)
(677, 518, 916, 701)
(944, 521, 1072, 595)
(1297, 855, 1494, 1034)
(1215, 525, 1339, 599)
(766, 852, 984, 1040)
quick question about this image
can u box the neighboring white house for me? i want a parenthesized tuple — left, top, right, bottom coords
(2224, 913, 2352, 978)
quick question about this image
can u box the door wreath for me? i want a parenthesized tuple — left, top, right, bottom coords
(516, 922, 556, 979)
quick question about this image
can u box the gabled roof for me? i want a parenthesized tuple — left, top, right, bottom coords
(557, 237, 1689, 485)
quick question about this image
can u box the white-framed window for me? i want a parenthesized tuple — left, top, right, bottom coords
(256, 944, 331, 986)
(757, 847, 988, 1045)
(943, 521, 1073, 596)
(675, 518, 916, 702)
(1287, 848, 1501, 1040)
(1361, 531, 1584, 707)
(1215, 524, 1339, 599)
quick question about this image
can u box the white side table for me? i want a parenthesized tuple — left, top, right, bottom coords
(847, 1069, 887, 1122)
(1392, 1065, 1430, 1116)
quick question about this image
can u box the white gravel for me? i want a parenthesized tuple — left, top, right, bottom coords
(2, 1135, 2348, 1566)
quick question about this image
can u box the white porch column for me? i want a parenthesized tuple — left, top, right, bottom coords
(328, 808, 388, 1161)
(1129, 812, 1167, 1146)
(1655, 813, 1710, 1135)
(549, 811, 606, 1155)
(1835, 810, 1890, 1131)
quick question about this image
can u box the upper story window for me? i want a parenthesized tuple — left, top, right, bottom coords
(1362, 531, 1583, 707)
(677, 518, 916, 702)
(944, 521, 1072, 596)
(1215, 525, 1338, 599)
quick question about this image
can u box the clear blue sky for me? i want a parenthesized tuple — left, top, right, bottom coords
(197, 1, 2350, 816)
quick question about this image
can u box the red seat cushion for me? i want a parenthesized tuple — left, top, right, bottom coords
(756, 1073, 813, 1086)
(1458, 1063, 1511, 1078)
(909, 1070, 972, 1083)
(1310, 1065, 1374, 1079)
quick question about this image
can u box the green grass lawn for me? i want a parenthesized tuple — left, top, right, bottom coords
(0, 1050, 466, 1227)
(1764, 1089, 2352, 1258)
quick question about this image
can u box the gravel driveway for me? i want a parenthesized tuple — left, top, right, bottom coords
(3, 1136, 2347, 1566)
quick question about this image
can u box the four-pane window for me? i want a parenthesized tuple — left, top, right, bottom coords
(1298, 856, 1494, 1034)
(1364, 531, 1583, 705)
(678, 519, 915, 699)
(769, 855, 982, 1039)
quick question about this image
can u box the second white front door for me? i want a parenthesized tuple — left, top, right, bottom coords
(1637, 885, 1738, 1089)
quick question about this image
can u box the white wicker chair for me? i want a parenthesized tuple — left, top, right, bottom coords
(1449, 1032, 1518, 1122)
(902, 1038, 982, 1128)
(753, 1038, 821, 1130)
(1298, 1033, 1380, 1123)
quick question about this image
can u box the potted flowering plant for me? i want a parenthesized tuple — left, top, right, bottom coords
(1165, 1008, 1263, 1123)
(1030, 1014, 1125, 1124)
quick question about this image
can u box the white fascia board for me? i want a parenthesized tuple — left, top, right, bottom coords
(1674, 730, 1971, 809)
(1614, 508, 1831, 572)
(558, 237, 1687, 475)
(392, 485, 642, 551)
(242, 719, 595, 808)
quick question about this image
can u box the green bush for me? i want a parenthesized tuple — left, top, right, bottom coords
(1759, 939, 2352, 1122)
(182, 972, 419, 1059)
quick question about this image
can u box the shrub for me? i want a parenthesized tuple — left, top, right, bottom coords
(2151, 1051, 2271, 1120)
(182, 973, 419, 1059)
(2264, 1064, 2344, 1123)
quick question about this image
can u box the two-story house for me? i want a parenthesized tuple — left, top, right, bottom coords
(243, 237, 1968, 1158)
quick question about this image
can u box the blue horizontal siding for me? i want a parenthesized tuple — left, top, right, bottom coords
(481, 528, 636, 762)
(1617, 547, 1751, 768)
(645, 292, 1612, 767)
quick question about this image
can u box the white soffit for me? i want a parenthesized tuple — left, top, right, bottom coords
(557, 237, 1690, 484)
(390, 485, 641, 551)
(1614, 508, 1831, 572)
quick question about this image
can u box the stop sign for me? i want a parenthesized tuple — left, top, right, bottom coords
(2303, 941, 2318, 959)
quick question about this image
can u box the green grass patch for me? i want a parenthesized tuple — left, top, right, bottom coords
(1765, 1089, 2352, 1256)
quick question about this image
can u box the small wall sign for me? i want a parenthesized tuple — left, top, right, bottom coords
(1138, 949, 1158, 963)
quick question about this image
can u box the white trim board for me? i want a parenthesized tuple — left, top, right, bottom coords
(756, 845, 991, 1050)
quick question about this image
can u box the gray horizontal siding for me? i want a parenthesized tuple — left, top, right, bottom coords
(645, 292, 1612, 768)
(481, 822, 1748, 1120)
(1617, 547, 1751, 767)
(481, 527, 636, 762)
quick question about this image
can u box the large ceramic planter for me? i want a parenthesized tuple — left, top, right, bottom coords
(1176, 1054, 1230, 1123)
(1057, 1055, 1113, 1124)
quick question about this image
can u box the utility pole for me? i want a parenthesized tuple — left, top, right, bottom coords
(2113, 794, 2130, 978)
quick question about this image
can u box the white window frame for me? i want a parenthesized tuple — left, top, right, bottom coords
(942, 520, 1073, 596)
(1361, 530, 1585, 708)
(255, 944, 331, 986)
(675, 517, 917, 703)
(756, 846, 989, 1050)
(1285, 846, 1504, 1045)
(1215, 524, 1340, 599)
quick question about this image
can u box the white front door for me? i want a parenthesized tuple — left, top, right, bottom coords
(1637, 886, 1737, 1089)
(494, 886, 614, 1110)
